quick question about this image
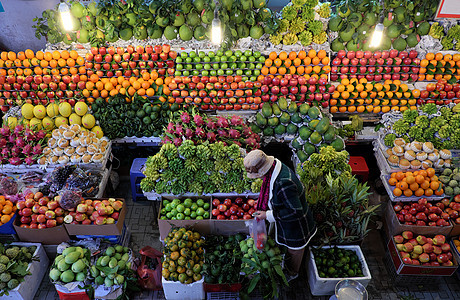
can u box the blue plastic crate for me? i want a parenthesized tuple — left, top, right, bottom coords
(0, 213, 17, 235)
(75, 223, 128, 244)
(130, 158, 147, 201)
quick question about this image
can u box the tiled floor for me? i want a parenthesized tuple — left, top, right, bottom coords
(33, 179, 460, 300)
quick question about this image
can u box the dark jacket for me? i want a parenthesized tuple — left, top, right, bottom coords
(269, 160, 317, 249)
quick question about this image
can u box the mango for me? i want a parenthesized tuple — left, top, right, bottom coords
(64, 252, 80, 264)
(75, 272, 86, 282)
(57, 259, 70, 272)
(109, 257, 118, 269)
(105, 277, 114, 287)
(60, 270, 75, 283)
(105, 247, 115, 257)
(101, 256, 110, 267)
(95, 276, 104, 285)
(71, 259, 86, 273)
(62, 247, 76, 257)
(49, 268, 61, 281)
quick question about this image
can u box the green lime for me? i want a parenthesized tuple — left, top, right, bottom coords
(196, 199, 205, 207)
(176, 204, 185, 213)
(203, 203, 210, 210)
(190, 212, 197, 219)
(184, 208, 191, 216)
(196, 207, 205, 216)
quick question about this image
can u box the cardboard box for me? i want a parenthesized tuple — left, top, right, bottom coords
(4, 242, 49, 300)
(385, 201, 453, 237)
(13, 219, 70, 245)
(158, 196, 212, 241)
(387, 237, 458, 276)
(64, 198, 126, 236)
(210, 195, 258, 235)
(450, 224, 460, 237)
(307, 245, 371, 296)
(162, 276, 204, 300)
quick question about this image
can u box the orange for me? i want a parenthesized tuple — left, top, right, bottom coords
(298, 50, 307, 59)
(279, 51, 288, 60)
(435, 53, 443, 61)
(420, 180, 430, 190)
(308, 49, 317, 59)
(312, 57, 320, 65)
(25, 49, 34, 59)
(330, 106, 338, 113)
(425, 52, 435, 60)
(435, 188, 444, 196)
(424, 188, 434, 197)
(261, 66, 269, 75)
(419, 170, 427, 177)
(426, 167, 435, 178)
(415, 175, 425, 184)
(0, 215, 10, 224)
(317, 49, 327, 59)
(430, 181, 440, 190)
(265, 58, 273, 67)
(284, 59, 292, 68)
(2, 206, 12, 215)
(44, 52, 53, 61)
(403, 189, 413, 197)
(395, 172, 405, 181)
(405, 176, 415, 184)
(268, 52, 277, 60)
(357, 106, 365, 113)
(348, 106, 357, 113)
(303, 57, 311, 65)
(61, 50, 70, 59)
(69, 50, 78, 60)
(7, 51, 16, 61)
(338, 107, 347, 113)
(278, 67, 286, 75)
(76, 56, 84, 66)
(409, 182, 419, 191)
(388, 178, 398, 186)
(289, 51, 297, 60)
(414, 188, 424, 197)
(293, 58, 302, 66)
(269, 66, 277, 74)
(297, 66, 305, 74)
(393, 188, 402, 197)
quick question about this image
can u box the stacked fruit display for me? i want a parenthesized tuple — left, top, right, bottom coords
(330, 50, 421, 82)
(388, 169, 443, 198)
(393, 231, 455, 266)
(0, 50, 86, 109)
(0, 196, 17, 226)
(163, 110, 260, 150)
(239, 236, 286, 299)
(382, 104, 460, 150)
(160, 198, 210, 220)
(40, 124, 108, 166)
(20, 102, 99, 133)
(270, 1, 329, 46)
(328, 1, 438, 51)
(0, 124, 45, 166)
(162, 227, 204, 283)
(262, 50, 330, 77)
(16, 192, 66, 228)
(420, 79, 460, 105)
(91, 245, 131, 287)
(419, 52, 460, 82)
(0, 244, 37, 294)
(140, 142, 257, 195)
(251, 101, 344, 162)
(439, 168, 460, 196)
(330, 78, 418, 114)
(49, 246, 90, 284)
(439, 24, 460, 51)
(64, 198, 124, 226)
(311, 247, 365, 278)
(392, 198, 451, 227)
(211, 197, 256, 220)
(259, 74, 333, 107)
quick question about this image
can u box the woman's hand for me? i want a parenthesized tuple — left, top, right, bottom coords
(254, 211, 266, 220)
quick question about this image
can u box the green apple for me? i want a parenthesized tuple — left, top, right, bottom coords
(208, 51, 215, 57)
(244, 50, 252, 57)
(186, 64, 193, 70)
(198, 51, 206, 58)
(186, 57, 192, 63)
(191, 203, 198, 211)
(217, 69, 224, 75)
(236, 70, 243, 75)
(253, 51, 261, 58)
(235, 50, 242, 57)
(204, 56, 211, 62)
(216, 50, 223, 56)
(210, 70, 217, 76)
(248, 56, 256, 62)
(221, 63, 228, 69)
(240, 55, 247, 62)
(203, 203, 210, 210)
(182, 70, 190, 76)
(226, 70, 233, 75)
(192, 70, 200, 76)
(253, 70, 260, 76)
(175, 71, 182, 76)
(176, 64, 183, 70)
(202, 70, 209, 76)
(203, 212, 210, 219)
(184, 208, 191, 216)
(176, 204, 185, 213)
(176, 213, 185, 220)
(225, 50, 233, 57)
(204, 64, 211, 70)
(180, 52, 188, 58)
(190, 212, 197, 219)
(189, 51, 197, 58)
(175, 57, 183, 63)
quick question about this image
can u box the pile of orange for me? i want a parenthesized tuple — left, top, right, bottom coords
(262, 50, 330, 76)
(388, 168, 443, 198)
(0, 196, 16, 226)
(453, 239, 460, 254)
(419, 52, 460, 81)
(329, 78, 419, 114)
(0, 50, 85, 77)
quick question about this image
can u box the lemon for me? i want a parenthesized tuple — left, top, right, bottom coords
(33, 104, 47, 119)
(55, 116, 68, 127)
(29, 117, 43, 130)
(69, 113, 82, 125)
(42, 116, 54, 130)
(82, 114, 96, 129)
(59, 102, 72, 118)
(21, 103, 34, 119)
(7, 117, 17, 129)
(74, 102, 88, 116)
(47, 103, 59, 118)
(91, 126, 104, 138)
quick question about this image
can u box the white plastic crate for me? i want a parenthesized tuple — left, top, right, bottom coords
(307, 245, 371, 296)
(162, 277, 204, 300)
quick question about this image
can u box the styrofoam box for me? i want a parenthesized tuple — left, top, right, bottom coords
(3, 242, 49, 300)
(307, 245, 372, 296)
(162, 276, 204, 300)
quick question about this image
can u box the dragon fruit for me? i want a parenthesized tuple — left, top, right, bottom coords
(193, 114, 205, 127)
(175, 124, 184, 136)
(245, 137, 259, 149)
(166, 122, 175, 134)
(206, 118, 218, 130)
(196, 127, 206, 138)
(206, 131, 216, 142)
(22, 144, 32, 155)
(242, 126, 253, 137)
(0, 126, 10, 137)
(185, 128, 194, 139)
(217, 129, 228, 138)
(24, 157, 36, 165)
(13, 125, 24, 135)
(180, 111, 191, 124)
(230, 115, 243, 126)
(35, 130, 46, 140)
(10, 146, 21, 157)
(216, 116, 229, 128)
(23, 128, 35, 141)
(173, 137, 182, 146)
(8, 157, 22, 165)
(228, 129, 241, 139)
(8, 135, 15, 144)
(233, 141, 242, 147)
(0, 138, 6, 148)
(32, 144, 42, 155)
(15, 137, 25, 148)
(162, 137, 172, 145)
(1, 148, 9, 156)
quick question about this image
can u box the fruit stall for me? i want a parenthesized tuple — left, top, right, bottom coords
(1, 0, 460, 299)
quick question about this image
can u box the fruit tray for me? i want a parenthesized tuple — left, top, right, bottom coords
(380, 174, 445, 202)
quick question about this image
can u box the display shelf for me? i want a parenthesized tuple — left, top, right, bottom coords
(112, 136, 162, 146)
(144, 191, 259, 201)
(380, 174, 445, 202)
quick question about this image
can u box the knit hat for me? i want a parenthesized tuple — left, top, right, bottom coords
(244, 150, 275, 179)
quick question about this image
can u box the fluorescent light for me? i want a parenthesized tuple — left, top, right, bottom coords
(211, 18, 222, 45)
(59, 2, 73, 31)
(370, 23, 384, 48)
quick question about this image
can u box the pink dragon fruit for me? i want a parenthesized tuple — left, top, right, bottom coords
(13, 125, 24, 135)
(193, 114, 205, 127)
(230, 115, 243, 126)
(166, 122, 175, 134)
(228, 129, 241, 139)
(245, 137, 259, 149)
(0, 126, 10, 137)
(206, 131, 216, 142)
(217, 129, 228, 138)
(173, 137, 182, 146)
(0, 155, 6, 164)
(24, 157, 35, 165)
(196, 127, 206, 138)
(242, 126, 253, 137)
(185, 128, 194, 139)
(32, 144, 42, 155)
(0, 138, 6, 148)
(35, 130, 46, 140)
(23, 128, 35, 141)
(22, 144, 32, 155)
(8, 135, 15, 144)
(1, 148, 9, 156)
(180, 111, 191, 124)
(162, 137, 172, 145)
(233, 141, 242, 147)
(175, 124, 184, 136)
(15, 137, 25, 148)
(10, 146, 21, 157)
(8, 157, 22, 165)
(206, 118, 218, 130)
(216, 116, 229, 128)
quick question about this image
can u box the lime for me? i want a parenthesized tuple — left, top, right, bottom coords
(196, 199, 204, 207)
(176, 204, 185, 213)
(190, 212, 197, 219)
(196, 207, 205, 216)
(184, 208, 191, 216)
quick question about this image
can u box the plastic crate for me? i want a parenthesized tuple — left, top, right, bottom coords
(162, 277, 204, 300)
(207, 292, 240, 300)
(384, 251, 439, 286)
(130, 158, 147, 201)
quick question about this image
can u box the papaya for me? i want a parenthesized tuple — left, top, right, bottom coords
(297, 151, 309, 163)
(267, 116, 279, 127)
(291, 139, 302, 150)
(272, 103, 281, 116)
(261, 103, 273, 117)
(250, 124, 262, 134)
(315, 117, 330, 134)
(280, 112, 291, 124)
(255, 113, 267, 127)
(278, 97, 288, 111)
(287, 102, 298, 114)
(303, 142, 316, 156)
(286, 124, 298, 135)
(331, 138, 345, 151)
(299, 127, 312, 141)
(263, 127, 274, 136)
(309, 119, 320, 130)
(310, 132, 322, 144)
(274, 124, 286, 135)
(299, 103, 310, 116)
(324, 127, 336, 142)
(308, 106, 320, 119)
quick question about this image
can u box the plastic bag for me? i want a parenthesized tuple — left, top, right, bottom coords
(249, 217, 267, 250)
(65, 168, 101, 197)
(0, 176, 18, 195)
(58, 189, 83, 210)
(137, 246, 163, 290)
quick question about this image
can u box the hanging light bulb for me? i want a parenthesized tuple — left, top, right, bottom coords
(211, 7, 222, 45)
(370, 23, 384, 48)
(59, 2, 73, 31)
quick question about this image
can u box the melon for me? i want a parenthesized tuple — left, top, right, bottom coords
(69, 113, 82, 125)
(21, 103, 34, 119)
(42, 116, 54, 130)
(82, 114, 96, 129)
(74, 102, 88, 116)
(59, 102, 72, 118)
(55, 116, 68, 127)
(46, 103, 59, 118)
(91, 126, 104, 138)
(29, 118, 42, 130)
(33, 104, 46, 119)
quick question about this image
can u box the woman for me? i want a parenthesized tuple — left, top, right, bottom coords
(244, 149, 317, 282)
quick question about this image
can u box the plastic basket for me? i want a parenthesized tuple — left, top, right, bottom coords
(384, 251, 439, 286)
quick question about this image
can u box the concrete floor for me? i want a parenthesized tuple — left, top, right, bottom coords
(32, 179, 460, 300)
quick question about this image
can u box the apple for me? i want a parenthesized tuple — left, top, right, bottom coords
(37, 214, 46, 223)
(416, 235, 427, 245)
(111, 212, 120, 220)
(413, 245, 423, 254)
(402, 256, 412, 264)
(433, 235, 446, 245)
(95, 216, 107, 225)
(46, 219, 57, 228)
(433, 246, 442, 255)
(437, 253, 449, 263)
(402, 242, 414, 252)
(419, 253, 430, 263)
(441, 243, 451, 252)
(337, 50, 346, 59)
(422, 243, 434, 253)
(75, 213, 86, 222)
(401, 231, 413, 240)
